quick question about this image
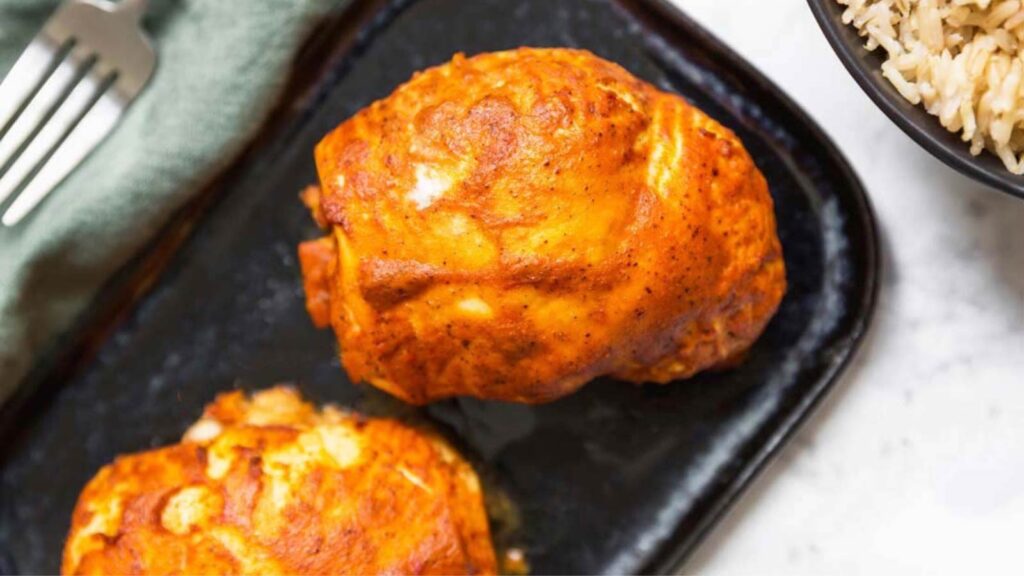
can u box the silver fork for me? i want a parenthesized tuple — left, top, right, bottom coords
(0, 0, 155, 227)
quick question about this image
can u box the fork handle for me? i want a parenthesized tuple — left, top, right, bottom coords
(117, 0, 148, 22)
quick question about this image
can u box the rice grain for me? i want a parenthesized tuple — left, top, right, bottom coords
(838, 0, 1024, 174)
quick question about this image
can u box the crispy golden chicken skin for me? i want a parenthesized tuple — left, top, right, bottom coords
(62, 387, 496, 575)
(299, 48, 786, 404)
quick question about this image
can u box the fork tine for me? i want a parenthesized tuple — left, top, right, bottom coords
(2, 84, 124, 226)
(0, 66, 115, 208)
(0, 39, 69, 138)
(0, 51, 90, 180)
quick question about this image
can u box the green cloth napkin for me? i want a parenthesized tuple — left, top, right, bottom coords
(0, 0, 342, 403)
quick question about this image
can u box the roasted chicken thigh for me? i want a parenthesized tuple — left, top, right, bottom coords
(300, 48, 786, 404)
(63, 387, 496, 575)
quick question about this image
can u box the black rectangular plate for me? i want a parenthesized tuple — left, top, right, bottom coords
(0, 0, 878, 573)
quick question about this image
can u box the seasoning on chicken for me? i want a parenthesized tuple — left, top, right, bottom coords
(62, 387, 496, 575)
(300, 48, 786, 404)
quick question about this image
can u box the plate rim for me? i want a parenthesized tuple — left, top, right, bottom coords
(807, 0, 1024, 200)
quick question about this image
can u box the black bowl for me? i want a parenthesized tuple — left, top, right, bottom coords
(808, 0, 1024, 199)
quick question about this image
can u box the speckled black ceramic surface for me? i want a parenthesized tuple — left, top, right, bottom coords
(0, 0, 877, 573)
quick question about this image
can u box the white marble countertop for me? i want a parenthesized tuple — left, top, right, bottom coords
(668, 1, 1024, 573)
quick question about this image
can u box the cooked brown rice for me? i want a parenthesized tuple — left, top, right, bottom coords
(838, 0, 1024, 174)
